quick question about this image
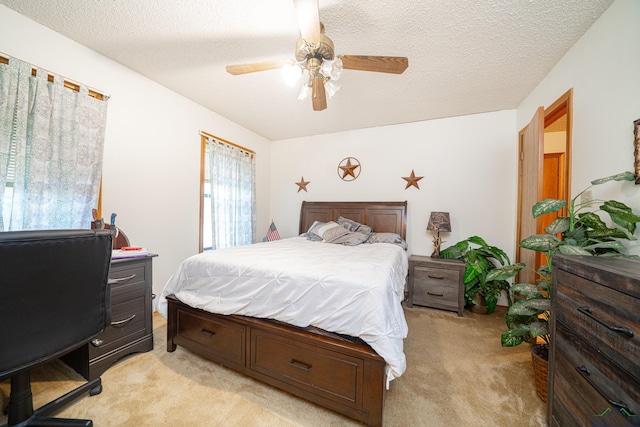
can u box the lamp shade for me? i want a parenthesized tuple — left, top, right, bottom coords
(427, 212, 451, 232)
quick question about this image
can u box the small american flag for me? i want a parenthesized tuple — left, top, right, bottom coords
(266, 220, 281, 241)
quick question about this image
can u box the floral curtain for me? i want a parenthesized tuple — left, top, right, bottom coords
(0, 57, 108, 230)
(207, 136, 255, 249)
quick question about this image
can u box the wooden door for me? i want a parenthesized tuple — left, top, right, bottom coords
(516, 107, 544, 284)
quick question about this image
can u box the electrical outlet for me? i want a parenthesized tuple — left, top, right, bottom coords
(581, 190, 593, 204)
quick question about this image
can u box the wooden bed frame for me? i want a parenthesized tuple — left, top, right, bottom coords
(166, 201, 407, 426)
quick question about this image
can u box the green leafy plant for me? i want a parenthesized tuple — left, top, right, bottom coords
(441, 236, 513, 314)
(488, 171, 640, 354)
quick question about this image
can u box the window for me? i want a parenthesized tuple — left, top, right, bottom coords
(0, 56, 108, 231)
(200, 132, 255, 251)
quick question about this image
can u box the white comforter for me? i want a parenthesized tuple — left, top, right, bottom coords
(157, 236, 409, 384)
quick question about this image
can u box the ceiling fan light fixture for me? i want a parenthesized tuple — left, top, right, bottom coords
(325, 79, 340, 99)
(297, 83, 311, 100)
(282, 62, 303, 86)
(320, 58, 343, 81)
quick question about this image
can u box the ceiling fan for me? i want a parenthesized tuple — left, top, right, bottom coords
(225, 0, 409, 111)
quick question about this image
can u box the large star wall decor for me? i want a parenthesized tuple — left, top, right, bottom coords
(402, 169, 424, 189)
(295, 176, 310, 192)
(338, 157, 361, 181)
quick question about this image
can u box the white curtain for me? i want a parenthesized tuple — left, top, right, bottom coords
(0, 57, 108, 230)
(207, 136, 255, 249)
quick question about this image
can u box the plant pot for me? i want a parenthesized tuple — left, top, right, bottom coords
(530, 344, 549, 403)
(469, 293, 488, 314)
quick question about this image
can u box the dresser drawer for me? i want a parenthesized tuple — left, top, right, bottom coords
(554, 268, 639, 378)
(109, 262, 146, 289)
(89, 281, 147, 359)
(552, 325, 640, 426)
(250, 328, 364, 408)
(174, 308, 246, 367)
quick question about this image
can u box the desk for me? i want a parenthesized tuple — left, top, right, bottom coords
(63, 254, 156, 380)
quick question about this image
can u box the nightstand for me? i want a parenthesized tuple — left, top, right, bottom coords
(62, 254, 156, 380)
(407, 255, 465, 316)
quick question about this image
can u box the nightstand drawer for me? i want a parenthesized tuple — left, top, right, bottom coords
(413, 266, 459, 310)
(415, 266, 460, 285)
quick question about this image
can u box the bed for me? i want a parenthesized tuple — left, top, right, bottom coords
(158, 201, 409, 426)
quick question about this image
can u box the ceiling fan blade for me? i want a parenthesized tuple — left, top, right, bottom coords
(340, 55, 409, 74)
(293, 0, 321, 45)
(226, 60, 289, 75)
(311, 77, 326, 111)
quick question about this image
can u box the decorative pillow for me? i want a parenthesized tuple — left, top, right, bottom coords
(328, 231, 370, 246)
(367, 232, 408, 250)
(306, 221, 350, 242)
(305, 221, 326, 241)
(337, 216, 373, 235)
(321, 224, 350, 242)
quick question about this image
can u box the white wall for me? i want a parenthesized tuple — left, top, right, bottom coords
(270, 110, 519, 260)
(0, 5, 272, 301)
(2, 0, 637, 305)
(518, 0, 640, 255)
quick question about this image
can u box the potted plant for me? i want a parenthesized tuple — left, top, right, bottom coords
(487, 171, 640, 402)
(440, 236, 513, 314)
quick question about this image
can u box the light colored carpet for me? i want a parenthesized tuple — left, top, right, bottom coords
(1, 307, 546, 426)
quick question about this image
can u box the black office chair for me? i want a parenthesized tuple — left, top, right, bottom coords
(0, 230, 112, 427)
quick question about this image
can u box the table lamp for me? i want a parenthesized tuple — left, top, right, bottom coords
(427, 211, 451, 257)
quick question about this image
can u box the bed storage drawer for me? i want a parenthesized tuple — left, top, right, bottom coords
(250, 328, 363, 408)
(174, 308, 246, 368)
(166, 294, 387, 426)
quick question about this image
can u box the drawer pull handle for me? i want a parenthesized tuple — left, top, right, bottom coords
(111, 314, 136, 328)
(199, 329, 216, 338)
(427, 291, 444, 297)
(427, 275, 444, 280)
(90, 338, 104, 347)
(109, 274, 137, 284)
(577, 306, 634, 337)
(289, 359, 312, 371)
(576, 366, 635, 416)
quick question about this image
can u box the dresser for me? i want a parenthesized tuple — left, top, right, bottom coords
(63, 255, 156, 380)
(407, 255, 465, 316)
(548, 255, 640, 426)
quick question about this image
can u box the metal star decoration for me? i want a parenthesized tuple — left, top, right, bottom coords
(402, 169, 424, 189)
(338, 157, 361, 181)
(295, 176, 310, 192)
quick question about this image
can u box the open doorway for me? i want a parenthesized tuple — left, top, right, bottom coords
(516, 89, 572, 281)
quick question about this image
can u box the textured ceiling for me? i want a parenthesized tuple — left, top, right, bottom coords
(0, 0, 614, 141)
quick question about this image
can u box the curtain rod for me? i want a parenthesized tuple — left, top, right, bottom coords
(0, 53, 109, 101)
(200, 131, 255, 155)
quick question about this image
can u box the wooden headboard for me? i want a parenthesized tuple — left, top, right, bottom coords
(299, 201, 408, 240)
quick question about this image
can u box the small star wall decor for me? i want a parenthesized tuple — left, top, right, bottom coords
(295, 176, 310, 192)
(402, 169, 424, 189)
(338, 157, 361, 181)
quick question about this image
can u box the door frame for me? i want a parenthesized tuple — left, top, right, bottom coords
(515, 89, 573, 277)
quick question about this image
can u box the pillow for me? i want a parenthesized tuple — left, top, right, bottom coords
(337, 216, 373, 235)
(367, 232, 408, 250)
(321, 224, 350, 243)
(306, 221, 350, 242)
(327, 231, 370, 246)
(305, 221, 326, 241)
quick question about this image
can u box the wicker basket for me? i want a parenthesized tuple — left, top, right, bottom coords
(530, 345, 549, 403)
